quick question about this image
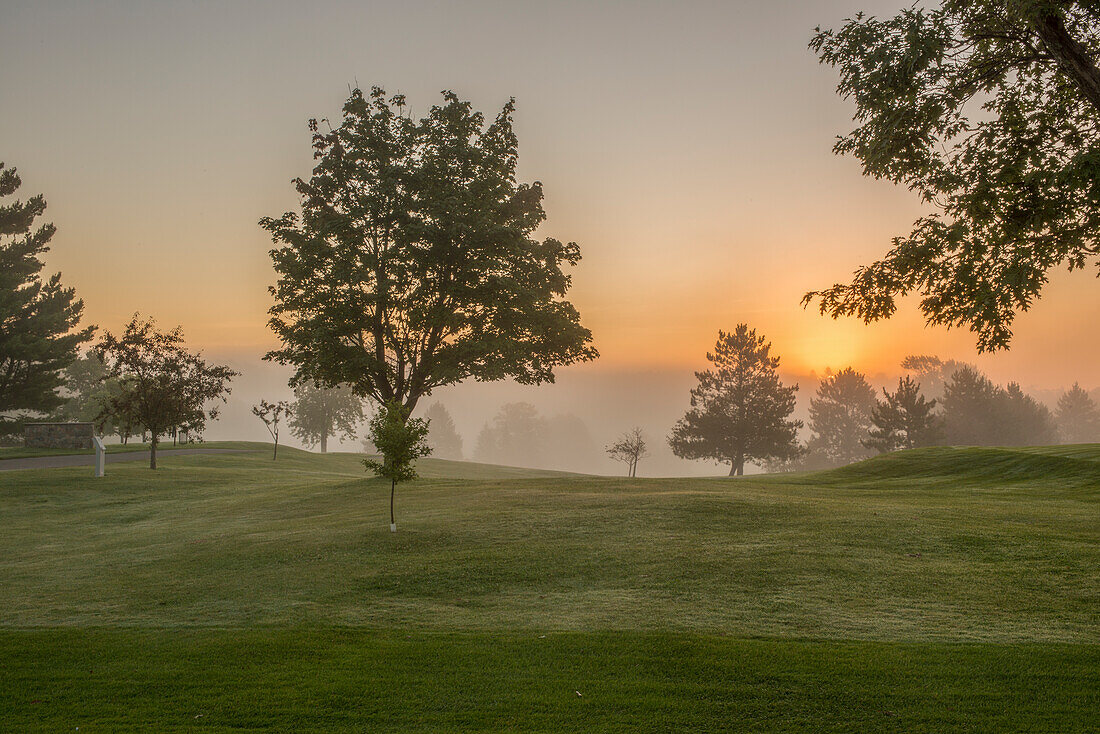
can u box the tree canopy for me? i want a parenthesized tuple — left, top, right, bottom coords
(669, 325, 801, 476)
(263, 87, 597, 417)
(805, 2, 1100, 351)
(0, 162, 93, 439)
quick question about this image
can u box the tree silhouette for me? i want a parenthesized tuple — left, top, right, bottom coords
(253, 400, 292, 460)
(607, 427, 648, 477)
(0, 162, 93, 440)
(864, 377, 942, 453)
(669, 326, 801, 476)
(96, 316, 237, 469)
(263, 87, 597, 419)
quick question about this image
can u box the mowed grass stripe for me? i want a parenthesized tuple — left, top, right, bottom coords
(1, 630, 1097, 733)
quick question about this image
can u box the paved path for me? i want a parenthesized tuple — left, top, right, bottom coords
(0, 448, 255, 472)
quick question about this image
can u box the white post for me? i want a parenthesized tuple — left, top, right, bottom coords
(93, 436, 106, 478)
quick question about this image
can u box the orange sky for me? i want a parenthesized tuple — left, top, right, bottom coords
(3, 0, 1098, 391)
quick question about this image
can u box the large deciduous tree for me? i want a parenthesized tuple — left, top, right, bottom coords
(864, 376, 943, 453)
(263, 87, 597, 417)
(289, 381, 364, 453)
(0, 162, 94, 439)
(669, 326, 802, 476)
(95, 316, 237, 469)
(807, 367, 878, 466)
(805, 2, 1100, 351)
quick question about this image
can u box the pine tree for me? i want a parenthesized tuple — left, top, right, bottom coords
(423, 402, 463, 460)
(807, 367, 877, 466)
(669, 325, 801, 476)
(0, 163, 94, 438)
(1056, 383, 1100, 443)
(864, 377, 942, 453)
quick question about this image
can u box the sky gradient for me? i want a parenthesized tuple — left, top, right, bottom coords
(3, 1, 1098, 468)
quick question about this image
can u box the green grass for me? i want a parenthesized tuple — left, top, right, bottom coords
(1, 444, 1097, 730)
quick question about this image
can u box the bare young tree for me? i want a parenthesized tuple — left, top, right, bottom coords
(253, 400, 292, 460)
(606, 427, 649, 478)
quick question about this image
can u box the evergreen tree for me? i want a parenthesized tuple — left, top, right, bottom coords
(0, 162, 94, 439)
(864, 376, 942, 453)
(942, 367, 1057, 446)
(807, 367, 877, 466)
(1056, 383, 1100, 443)
(423, 402, 463, 460)
(289, 381, 364, 453)
(1000, 382, 1059, 446)
(669, 325, 801, 476)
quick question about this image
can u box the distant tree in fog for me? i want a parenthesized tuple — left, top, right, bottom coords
(900, 355, 972, 400)
(941, 367, 1057, 446)
(289, 381, 364, 453)
(424, 402, 463, 460)
(475, 402, 545, 466)
(864, 377, 942, 453)
(606, 427, 648, 477)
(807, 367, 877, 466)
(262, 87, 596, 422)
(473, 402, 598, 470)
(253, 400, 292, 460)
(1056, 384, 1100, 443)
(669, 325, 801, 476)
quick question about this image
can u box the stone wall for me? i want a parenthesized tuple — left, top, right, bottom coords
(24, 422, 94, 450)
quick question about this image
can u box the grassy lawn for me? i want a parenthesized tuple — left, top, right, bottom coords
(1, 444, 1097, 730)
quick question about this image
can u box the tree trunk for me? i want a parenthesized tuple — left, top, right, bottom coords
(390, 479, 397, 532)
(273, 438, 278, 460)
(320, 431, 328, 454)
(150, 436, 158, 470)
(1033, 10, 1100, 115)
(728, 454, 744, 476)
